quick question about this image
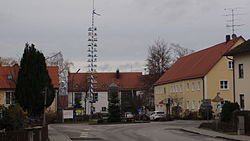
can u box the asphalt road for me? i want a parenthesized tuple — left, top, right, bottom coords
(50, 120, 229, 141)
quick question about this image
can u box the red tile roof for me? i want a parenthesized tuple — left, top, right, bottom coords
(155, 37, 244, 85)
(0, 65, 59, 89)
(68, 72, 142, 92)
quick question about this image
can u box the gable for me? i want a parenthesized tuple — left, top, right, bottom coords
(155, 37, 244, 86)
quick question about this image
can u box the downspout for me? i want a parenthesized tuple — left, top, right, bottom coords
(226, 56, 236, 103)
(202, 77, 205, 100)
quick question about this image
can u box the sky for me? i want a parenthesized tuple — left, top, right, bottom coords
(0, 0, 250, 73)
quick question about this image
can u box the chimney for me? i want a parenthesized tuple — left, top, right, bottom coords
(116, 69, 120, 79)
(232, 34, 237, 39)
(226, 35, 230, 43)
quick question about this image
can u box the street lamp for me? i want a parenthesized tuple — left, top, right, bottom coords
(71, 69, 80, 107)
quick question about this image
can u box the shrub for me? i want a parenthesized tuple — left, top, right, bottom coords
(0, 104, 28, 131)
(199, 100, 213, 120)
(182, 110, 199, 120)
(221, 101, 239, 122)
(172, 106, 182, 119)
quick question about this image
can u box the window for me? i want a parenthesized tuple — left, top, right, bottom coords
(186, 101, 189, 109)
(228, 61, 234, 70)
(191, 82, 195, 91)
(93, 93, 98, 102)
(164, 87, 166, 94)
(240, 94, 245, 109)
(5, 92, 13, 105)
(239, 64, 244, 78)
(220, 81, 229, 90)
(197, 81, 200, 90)
(180, 84, 183, 92)
(192, 101, 195, 109)
(92, 107, 96, 112)
(7, 75, 13, 80)
(187, 83, 189, 91)
(102, 107, 107, 112)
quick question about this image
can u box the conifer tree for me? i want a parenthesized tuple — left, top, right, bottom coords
(15, 43, 55, 117)
(108, 83, 121, 122)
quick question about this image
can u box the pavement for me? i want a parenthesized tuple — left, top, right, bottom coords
(48, 125, 71, 141)
(48, 121, 250, 141)
(181, 127, 250, 141)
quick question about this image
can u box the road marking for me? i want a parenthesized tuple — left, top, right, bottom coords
(80, 132, 89, 138)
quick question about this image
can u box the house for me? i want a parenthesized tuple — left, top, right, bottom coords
(0, 65, 59, 112)
(224, 39, 250, 110)
(67, 70, 143, 114)
(154, 36, 245, 113)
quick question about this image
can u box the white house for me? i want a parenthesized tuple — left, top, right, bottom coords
(67, 71, 143, 114)
(225, 39, 250, 110)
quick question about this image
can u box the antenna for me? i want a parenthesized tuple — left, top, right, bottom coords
(87, 0, 100, 116)
(224, 8, 244, 35)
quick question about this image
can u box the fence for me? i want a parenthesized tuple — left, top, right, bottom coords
(0, 125, 48, 141)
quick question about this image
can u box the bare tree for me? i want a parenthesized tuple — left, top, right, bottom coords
(171, 43, 194, 61)
(0, 57, 18, 66)
(46, 52, 74, 96)
(146, 39, 172, 76)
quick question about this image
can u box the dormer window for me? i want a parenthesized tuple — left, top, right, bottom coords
(74, 84, 79, 88)
(7, 75, 13, 80)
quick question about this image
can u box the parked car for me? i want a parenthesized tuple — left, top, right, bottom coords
(149, 111, 165, 121)
(123, 112, 134, 122)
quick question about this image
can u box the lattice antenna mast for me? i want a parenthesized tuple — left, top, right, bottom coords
(224, 8, 244, 35)
(87, 0, 100, 114)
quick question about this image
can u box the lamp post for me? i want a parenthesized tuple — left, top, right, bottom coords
(71, 69, 80, 107)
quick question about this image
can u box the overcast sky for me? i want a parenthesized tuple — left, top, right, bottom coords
(0, 0, 249, 72)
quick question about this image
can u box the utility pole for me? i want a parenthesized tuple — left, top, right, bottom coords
(43, 87, 47, 127)
(87, 0, 100, 117)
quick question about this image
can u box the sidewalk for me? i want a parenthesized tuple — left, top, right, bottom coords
(181, 127, 250, 141)
(48, 125, 71, 141)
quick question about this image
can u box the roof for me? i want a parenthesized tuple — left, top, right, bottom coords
(224, 39, 250, 56)
(0, 65, 59, 89)
(68, 72, 143, 92)
(155, 37, 244, 85)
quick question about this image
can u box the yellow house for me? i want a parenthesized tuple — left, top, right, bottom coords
(225, 39, 250, 110)
(0, 65, 59, 113)
(154, 36, 245, 113)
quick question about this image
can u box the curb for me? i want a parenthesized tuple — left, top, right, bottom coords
(181, 128, 244, 141)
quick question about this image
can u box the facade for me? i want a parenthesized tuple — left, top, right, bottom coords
(225, 39, 250, 110)
(154, 36, 245, 113)
(0, 65, 59, 112)
(67, 71, 143, 114)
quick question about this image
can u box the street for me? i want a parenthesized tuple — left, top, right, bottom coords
(49, 120, 229, 141)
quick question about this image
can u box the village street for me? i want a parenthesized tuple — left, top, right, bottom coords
(49, 120, 230, 141)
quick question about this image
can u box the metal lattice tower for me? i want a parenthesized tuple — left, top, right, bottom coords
(87, 0, 99, 114)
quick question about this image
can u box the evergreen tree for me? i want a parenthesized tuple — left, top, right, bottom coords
(15, 43, 55, 117)
(108, 83, 121, 122)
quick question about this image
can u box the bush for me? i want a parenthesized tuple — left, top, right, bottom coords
(0, 104, 28, 131)
(221, 101, 239, 122)
(182, 110, 199, 120)
(199, 100, 213, 120)
(172, 106, 182, 119)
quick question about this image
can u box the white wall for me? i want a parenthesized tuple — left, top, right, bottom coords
(235, 53, 250, 110)
(68, 91, 108, 114)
